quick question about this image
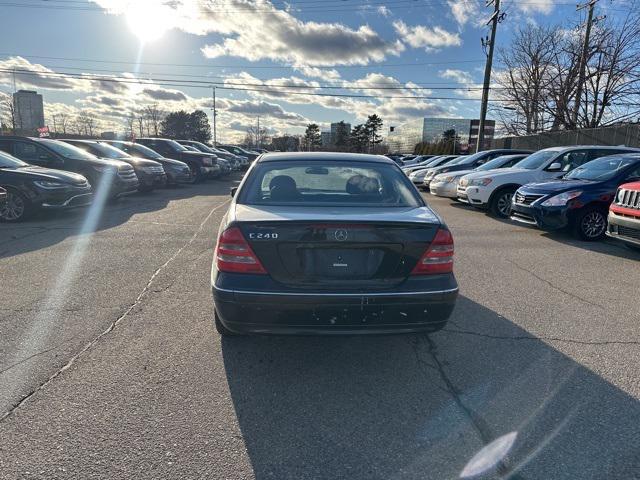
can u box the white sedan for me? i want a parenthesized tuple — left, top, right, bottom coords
(429, 154, 529, 198)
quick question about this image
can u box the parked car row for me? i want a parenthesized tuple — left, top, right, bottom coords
(413, 146, 640, 249)
(0, 136, 258, 222)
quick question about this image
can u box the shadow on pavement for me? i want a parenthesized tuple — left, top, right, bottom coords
(222, 296, 640, 479)
(0, 179, 237, 259)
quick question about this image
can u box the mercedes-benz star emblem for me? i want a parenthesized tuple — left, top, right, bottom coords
(334, 229, 348, 241)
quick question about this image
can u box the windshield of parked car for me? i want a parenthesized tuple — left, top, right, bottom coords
(89, 143, 131, 159)
(40, 139, 99, 161)
(120, 143, 164, 159)
(166, 140, 188, 152)
(563, 156, 638, 181)
(240, 161, 422, 207)
(476, 155, 521, 171)
(0, 151, 28, 168)
(514, 150, 558, 170)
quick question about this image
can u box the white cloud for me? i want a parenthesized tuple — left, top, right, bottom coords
(447, 0, 483, 27)
(293, 65, 341, 81)
(392, 21, 462, 51)
(93, 0, 404, 66)
(440, 69, 484, 100)
(377, 6, 391, 17)
(516, 0, 554, 14)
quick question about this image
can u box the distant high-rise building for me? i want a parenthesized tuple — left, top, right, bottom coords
(330, 122, 351, 139)
(13, 90, 45, 133)
(321, 131, 332, 146)
(387, 117, 495, 153)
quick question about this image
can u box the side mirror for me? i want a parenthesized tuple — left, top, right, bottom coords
(547, 162, 562, 172)
(230, 187, 238, 197)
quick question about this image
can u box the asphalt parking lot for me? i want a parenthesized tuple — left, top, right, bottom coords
(1, 176, 639, 479)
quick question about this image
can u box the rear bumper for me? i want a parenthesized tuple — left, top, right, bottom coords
(607, 211, 640, 246)
(212, 274, 458, 335)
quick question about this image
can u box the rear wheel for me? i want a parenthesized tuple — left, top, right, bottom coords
(573, 207, 607, 241)
(0, 189, 32, 222)
(489, 187, 516, 218)
(214, 310, 237, 336)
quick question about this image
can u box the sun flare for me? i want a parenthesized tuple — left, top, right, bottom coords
(125, 3, 172, 42)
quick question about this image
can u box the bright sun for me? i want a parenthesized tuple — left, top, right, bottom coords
(125, 4, 172, 42)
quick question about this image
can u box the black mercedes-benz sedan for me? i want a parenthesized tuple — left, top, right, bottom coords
(211, 152, 458, 336)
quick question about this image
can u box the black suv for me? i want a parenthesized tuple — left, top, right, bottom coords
(0, 137, 138, 200)
(103, 140, 192, 185)
(0, 150, 92, 222)
(217, 144, 259, 163)
(135, 138, 220, 182)
(63, 140, 166, 192)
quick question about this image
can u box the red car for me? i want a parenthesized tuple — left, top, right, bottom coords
(607, 181, 640, 250)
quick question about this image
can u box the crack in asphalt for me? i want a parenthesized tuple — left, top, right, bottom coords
(443, 327, 640, 347)
(505, 259, 606, 311)
(0, 199, 229, 422)
(420, 334, 526, 479)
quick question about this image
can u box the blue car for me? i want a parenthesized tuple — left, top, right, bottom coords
(510, 153, 640, 240)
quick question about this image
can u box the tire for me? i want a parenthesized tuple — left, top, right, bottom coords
(489, 187, 517, 218)
(214, 310, 237, 336)
(573, 207, 607, 241)
(138, 185, 154, 193)
(193, 166, 206, 183)
(0, 189, 32, 222)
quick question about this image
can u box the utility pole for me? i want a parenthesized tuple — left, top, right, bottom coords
(476, 0, 502, 153)
(211, 86, 217, 145)
(572, 0, 598, 128)
(256, 116, 260, 149)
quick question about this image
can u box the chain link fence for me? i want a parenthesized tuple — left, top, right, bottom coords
(491, 124, 640, 150)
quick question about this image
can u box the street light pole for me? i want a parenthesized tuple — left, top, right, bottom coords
(211, 86, 217, 145)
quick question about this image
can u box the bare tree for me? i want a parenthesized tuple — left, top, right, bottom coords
(77, 111, 97, 137)
(53, 113, 70, 135)
(137, 115, 145, 137)
(244, 125, 269, 148)
(143, 104, 164, 137)
(580, 14, 640, 128)
(0, 93, 16, 133)
(125, 112, 136, 139)
(494, 14, 640, 134)
(494, 25, 558, 135)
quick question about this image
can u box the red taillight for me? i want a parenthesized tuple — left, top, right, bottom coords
(216, 227, 267, 274)
(411, 228, 454, 275)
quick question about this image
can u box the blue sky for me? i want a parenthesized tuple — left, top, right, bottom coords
(0, 0, 635, 141)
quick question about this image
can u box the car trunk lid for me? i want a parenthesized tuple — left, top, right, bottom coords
(232, 205, 442, 289)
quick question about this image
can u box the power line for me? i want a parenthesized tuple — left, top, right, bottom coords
(0, 67, 519, 102)
(0, 52, 487, 70)
(1, 66, 519, 93)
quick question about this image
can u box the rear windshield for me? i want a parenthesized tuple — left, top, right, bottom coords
(239, 161, 423, 207)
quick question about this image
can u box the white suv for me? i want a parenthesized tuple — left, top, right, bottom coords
(457, 146, 640, 217)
